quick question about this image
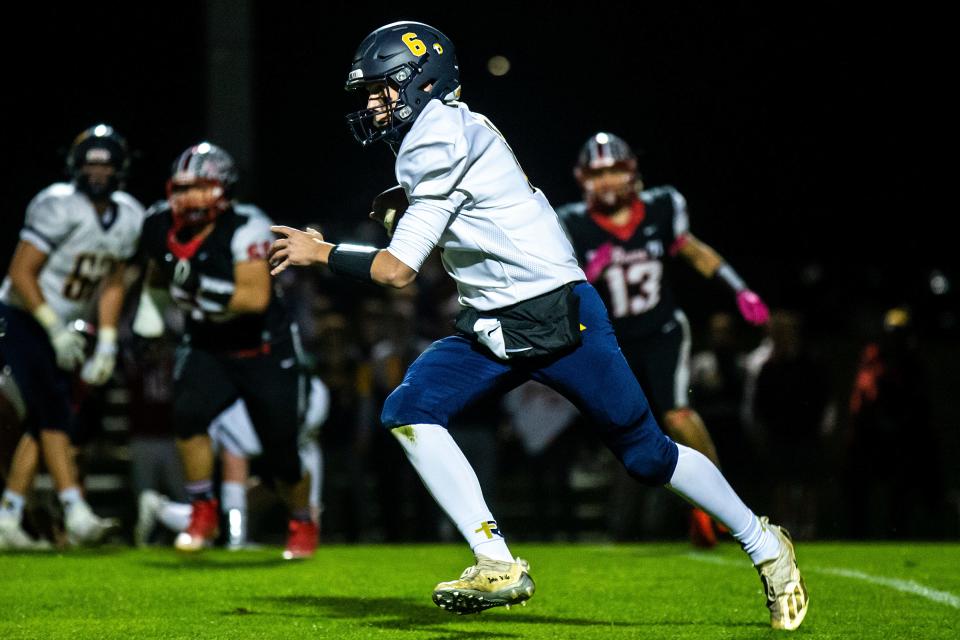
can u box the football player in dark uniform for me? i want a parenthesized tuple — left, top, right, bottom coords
(136, 143, 316, 558)
(558, 133, 769, 547)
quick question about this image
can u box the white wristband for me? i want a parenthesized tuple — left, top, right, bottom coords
(32, 303, 60, 331)
(715, 263, 746, 293)
(97, 326, 119, 354)
(98, 326, 118, 344)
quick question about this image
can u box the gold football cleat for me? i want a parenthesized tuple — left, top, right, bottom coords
(755, 517, 809, 630)
(433, 555, 536, 614)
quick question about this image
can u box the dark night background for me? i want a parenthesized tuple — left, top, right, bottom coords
(3, 3, 952, 312)
(2, 2, 957, 531)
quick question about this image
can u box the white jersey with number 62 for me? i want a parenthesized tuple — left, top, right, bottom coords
(0, 183, 145, 323)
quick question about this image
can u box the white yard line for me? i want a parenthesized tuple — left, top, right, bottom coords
(685, 552, 960, 609)
(818, 567, 960, 609)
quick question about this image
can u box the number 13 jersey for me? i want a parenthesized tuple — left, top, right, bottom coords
(558, 186, 689, 340)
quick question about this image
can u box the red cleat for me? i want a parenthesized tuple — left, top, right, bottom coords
(690, 508, 717, 548)
(175, 498, 220, 552)
(283, 519, 318, 560)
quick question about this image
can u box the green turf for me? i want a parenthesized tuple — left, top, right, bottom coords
(2, 543, 958, 639)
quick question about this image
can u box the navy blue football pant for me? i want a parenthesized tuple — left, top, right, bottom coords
(0, 302, 74, 438)
(171, 337, 304, 485)
(381, 283, 679, 486)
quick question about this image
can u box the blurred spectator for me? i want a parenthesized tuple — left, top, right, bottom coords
(844, 307, 943, 538)
(502, 381, 583, 541)
(690, 312, 753, 486)
(360, 289, 438, 542)
(307, 311, 366, 542)
(743, 310, 831, 539)
(122, 333, 186, 510)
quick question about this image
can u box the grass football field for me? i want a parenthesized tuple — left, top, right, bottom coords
(2, 542, 958, 639)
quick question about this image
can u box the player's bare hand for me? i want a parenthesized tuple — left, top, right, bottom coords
(269, 225, 325, 276)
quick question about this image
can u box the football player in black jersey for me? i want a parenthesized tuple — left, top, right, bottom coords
(135, 143, 317, 558)
(558, 133, 770, 547)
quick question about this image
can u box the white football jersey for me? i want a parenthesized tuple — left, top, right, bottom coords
(387, 99, 585, 311)
(0, 183, 145, 322)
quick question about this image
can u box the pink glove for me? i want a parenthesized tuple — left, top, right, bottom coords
(737, 290, 769, 326)
(584, 242, 614, 283)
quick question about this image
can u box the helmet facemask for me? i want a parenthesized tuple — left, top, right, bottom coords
(345, 22, 460, 149)
(576, 162, 640, 214)
(166, 142, 238, 235)
(67, 125, 130, 201)
(166, 176, 230, 231)
(346, 63, 431, 147)
(575, 132, 641, 214)
(75, 159, 121, 200)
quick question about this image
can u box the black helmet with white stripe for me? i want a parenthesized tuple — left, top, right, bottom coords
(66, 124, 130, 198)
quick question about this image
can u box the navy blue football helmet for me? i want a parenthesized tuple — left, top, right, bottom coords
(345, 21, 460, 147)
(66, 124, 130, 198)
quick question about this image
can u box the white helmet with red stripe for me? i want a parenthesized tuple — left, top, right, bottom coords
(574, 132, 641, 212)
(166, 142, 238, 228)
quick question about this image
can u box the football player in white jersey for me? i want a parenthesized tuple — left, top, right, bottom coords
(268, 22, 807, 630)
(0, 125, 144, 549)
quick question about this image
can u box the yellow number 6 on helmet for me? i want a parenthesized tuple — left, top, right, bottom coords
(402, 32, 426, 56)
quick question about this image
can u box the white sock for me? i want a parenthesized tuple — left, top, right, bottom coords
(220, 481, 247, 543)
(298, 440, 323, 520)
(221, 482, 247, 513)
(58, 487, 85, 516)
(666, 444, 781, 564)
(392, 424, 513, 562)
(736, 514, 782, 565)
(1, 490, 25, 520)
(159, 501, 193, 532)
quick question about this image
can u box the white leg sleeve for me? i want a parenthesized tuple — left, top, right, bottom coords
(392, 424, 512, 562)
(667, 444, 780, 564)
